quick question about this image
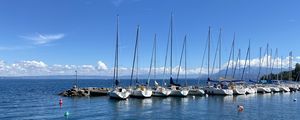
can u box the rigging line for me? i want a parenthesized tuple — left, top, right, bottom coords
(225, 33, 235, 79)
(241, 40, 250, 80)
(162, 18, 171, 86)
(176, 36, 186, 84)
(147, 34, 156, 86)
(257, 44, 268, 81)
(211, 29, 221, 78)
(130, 25, 139, 86)
(232, 48, 241, 79)
(198, 32, 208, 85)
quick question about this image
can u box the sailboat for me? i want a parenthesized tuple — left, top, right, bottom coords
(256, 44, 271, 93)
(167, 13, 188, 97)
(108, 15, 131, 100)
(184, 35, 205, 96)
(202, 28, 233, 95)
(268, 48, 281, 93)
(231, 40, 252, 95)
(151, 34, 172, 97)
(276, 54, 290, 92)
(129, 25, 152, 98)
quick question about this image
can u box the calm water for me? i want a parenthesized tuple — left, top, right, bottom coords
(0, 79, 299, 120)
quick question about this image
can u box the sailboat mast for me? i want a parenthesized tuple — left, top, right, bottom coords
(212, 28, 221, 78)
(208, 27, 211, 78)
(238, 49, 241, 78)
(232, 48, 240, 79)
(154, 34, 157, 81)
(232, 33, 235, 74)
(113, 15, 119, 86)
(176, 36, 186, 83)
(270, 49, 273, 80)
(276, 48, 279, 80)
(248, 40, 251, 80)
(289, 51, 293, 80)
(219, 28, 222, 78)
(257, 47, 262, 81)
(225, 33, 235, 79)
(162, 23, 171, 86)
(75, 70, 78, 87)
(266, 44, 269, 80)
(241, 40, 250, 80)
(130, 25, 140, 86)
(185, 35, 187, 86)
(280, 56, 283, 80)
(116, 16, 119, 82)
(170, 13, 173, 78)
(147, 34, 156, 86)
(136, 26, 139, 83)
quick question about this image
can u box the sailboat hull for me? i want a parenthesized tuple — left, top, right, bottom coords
(232, 86, 246, 95)
(203, 87, 233, 95)
(270, 87, 280, 92)
(233, 88, 246, 95)
(188, 88, 205, 95)
(130, 89, 152, 98)
(245, 87, 257, 94)
(152, 87, 171, 97)
(169, 89, 189, 97)
(256, 87, 271, 93)
(108, 88, 130, 100)
(279, 86, 290, 92)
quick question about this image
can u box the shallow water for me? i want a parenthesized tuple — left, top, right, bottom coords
(0, 79, 299, 120)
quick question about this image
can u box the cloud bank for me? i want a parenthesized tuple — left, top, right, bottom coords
(0, 56, 299, 77)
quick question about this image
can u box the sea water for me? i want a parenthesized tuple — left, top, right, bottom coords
(0, 79, 299, 120)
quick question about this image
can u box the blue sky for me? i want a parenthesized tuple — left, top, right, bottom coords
(0, 0, 299, 76)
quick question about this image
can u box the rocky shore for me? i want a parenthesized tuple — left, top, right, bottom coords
(59, 87, 110, 97)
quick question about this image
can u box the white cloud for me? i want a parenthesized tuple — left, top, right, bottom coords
(20, 33, 65, 45)
(97, 61, 108, 70)
(222, 55, 300, 70)
(0, 56, 299, 77)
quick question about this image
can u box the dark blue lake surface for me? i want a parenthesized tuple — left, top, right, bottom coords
(0, 79, 299, 120)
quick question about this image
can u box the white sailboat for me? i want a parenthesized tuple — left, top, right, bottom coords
(232, 85, 246, 95)
(245, 85, 257, 94)
(108, 15, 130, 100)
(188, 86, 205, 96)
(278, 85, 290, 92)
(204, 28, 233, 95)
(129, 25, 152, 98)
(256, 85, 271, 93)
(153, 82, 171, 97)
(169, 85, 189, 97)
(167, 14, 188, 97)
(203, 85, 233, 95)
(231, 40, 251, 95)
(150, 34, 171, 97)
(269, 86, 280, 92)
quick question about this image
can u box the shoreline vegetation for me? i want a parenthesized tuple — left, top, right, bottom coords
(261, 63, 300, 81)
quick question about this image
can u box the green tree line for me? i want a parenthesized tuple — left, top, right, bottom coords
(261, 63, 300, 81)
